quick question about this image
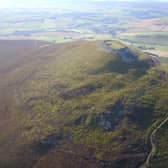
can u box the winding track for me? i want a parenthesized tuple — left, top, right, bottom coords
(140, 115, 168, 168)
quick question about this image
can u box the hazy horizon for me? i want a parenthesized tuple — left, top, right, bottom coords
(0, 0, 168, 8)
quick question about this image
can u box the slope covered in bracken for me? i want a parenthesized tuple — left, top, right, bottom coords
(0, 40, 167, 168)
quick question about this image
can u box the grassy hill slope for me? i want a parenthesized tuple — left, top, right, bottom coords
(0, 40, 167, 168)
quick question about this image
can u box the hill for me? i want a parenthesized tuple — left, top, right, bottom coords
(0, 40, 167, 168)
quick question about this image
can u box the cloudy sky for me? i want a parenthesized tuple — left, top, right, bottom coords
(0, 0, 167, 8)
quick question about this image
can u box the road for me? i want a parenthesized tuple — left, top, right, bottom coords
(140, 115, 168, 168)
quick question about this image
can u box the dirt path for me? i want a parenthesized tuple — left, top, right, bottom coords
(140, 115, 168, 168)
(39, 44, 51, 48)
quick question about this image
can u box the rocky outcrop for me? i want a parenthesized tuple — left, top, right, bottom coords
(100, 41, 137, 63)
(116, 47, 137, 63)
(142, 57, 160, 66)
(74, 99, 124, 131)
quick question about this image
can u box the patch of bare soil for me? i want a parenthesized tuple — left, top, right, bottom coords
(129, 18, 168, 32)
(144, 50, 168, 57)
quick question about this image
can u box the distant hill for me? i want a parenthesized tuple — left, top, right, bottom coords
(0, 40, 167, 168)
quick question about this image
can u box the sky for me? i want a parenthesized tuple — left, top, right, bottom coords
(0, 0, 167, 8)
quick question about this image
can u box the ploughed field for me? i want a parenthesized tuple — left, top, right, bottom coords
(0, 40, 168, 168)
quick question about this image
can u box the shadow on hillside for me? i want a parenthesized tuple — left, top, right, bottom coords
(31, 133, 63, 156)
(95, 58, 151, 77)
